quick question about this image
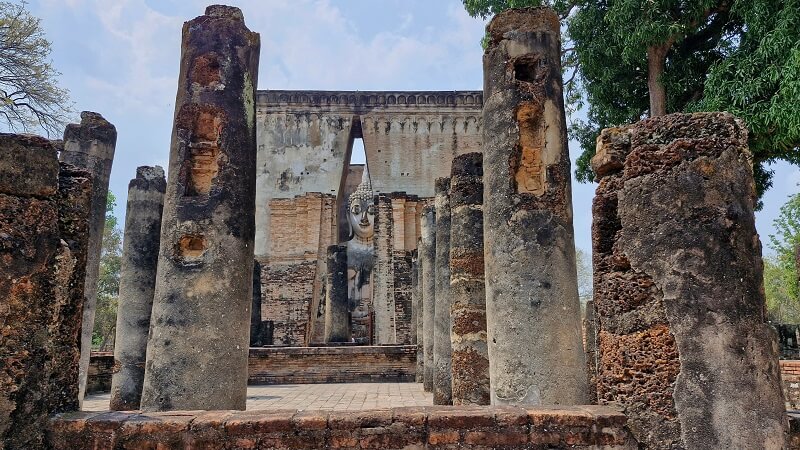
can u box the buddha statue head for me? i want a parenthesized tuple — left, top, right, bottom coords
(347, 167, 375, 241)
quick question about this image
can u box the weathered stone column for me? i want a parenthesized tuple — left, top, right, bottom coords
(420, 203, 436, 392)
(449, 152, 490, 405)
(60, 111, 117, 404)
(324, 244, 350, 343)
(140, 5, 260, 411)
(51, 162, 92, 414)
(250, 260, 263, 346)
(433, 177, 453, 405)
(109, 166, 165, 411)
(0, 134, 62, 448)
(592, 112, 787, 449)
(583, 300, 597, 404)
(412, 249, 423, 382)
(482, 7, 588, 405)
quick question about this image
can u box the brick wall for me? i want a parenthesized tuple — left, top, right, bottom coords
(49, 405, 637, 449)
(783, 360, 800, 410)
(248, 345, 416, 385)
(86, 352, 114, 394)
(261, 193, 336, 346)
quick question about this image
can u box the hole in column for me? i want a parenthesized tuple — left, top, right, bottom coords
(177, 234, 207, 259)
(513, 55, 547, 84)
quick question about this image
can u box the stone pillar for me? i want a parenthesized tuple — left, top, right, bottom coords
(449, 152, 490, 405)
(250, 260, 263, 346)
(51, 162, 92, 413)
(591, 112, 787, 449)
(482, 7, 587, 405)
(433, 177, 453, 405)
(412, 249, 423, 382)
(420, 203, 436, 392)
(0, 134, 62, 448)
(109, 166, 165, 411)
(140, 5, 260, 411)
(60, 111, 117, 404)
(324, 244, 350, 343)
(583, 300, 597, 404)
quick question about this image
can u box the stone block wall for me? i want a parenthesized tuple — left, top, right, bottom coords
(49, 405, 637, 449)
(248, 346, 416, 385)
(86, 352, 114, 394)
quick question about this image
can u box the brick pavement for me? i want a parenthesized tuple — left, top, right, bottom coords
(83, 383, 432, 412)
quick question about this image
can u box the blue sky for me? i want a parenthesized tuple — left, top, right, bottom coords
(17, 0, 800, 255)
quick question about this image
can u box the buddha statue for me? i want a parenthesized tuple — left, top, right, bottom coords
(345, 167, 376, 340)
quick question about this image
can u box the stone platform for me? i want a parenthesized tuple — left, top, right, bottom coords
(52, 405, 636, 449)
(248, 345, 416, 385)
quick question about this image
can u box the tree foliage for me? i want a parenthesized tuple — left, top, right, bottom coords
(92, 192, 122, 351)
(0, 1, 72, 136)
(576, 247, 593, 306)
(765, 192, 800, 323)
(462, 0, 800, 204)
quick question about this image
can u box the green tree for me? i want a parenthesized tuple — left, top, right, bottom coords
(765, 192, 800, 323)
(576, 247, 593, 306)
(0, 1, 72, 136)
(92, 192, 122, 351)
(462, 0, 800, 204)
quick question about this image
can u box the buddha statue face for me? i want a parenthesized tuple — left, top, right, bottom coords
(347, 166, 375, 241)
(348, 198, 375, 239)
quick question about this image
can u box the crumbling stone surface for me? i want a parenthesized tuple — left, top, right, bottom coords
(48, 405, 637, 449)
(433, 177, 453, 405)
(324, 245, 350, 343)
(60, 111, 117, 405)
(110, 166, 165, 411)
(141, 5, 260, 411)
(449, 152, 490, 406)
(50, 162, 93, 413)
(482, 7, 588, 406)
(0, 134, 62, 448)
(420, 203, 436, 392)
(591, 112, 787, 449)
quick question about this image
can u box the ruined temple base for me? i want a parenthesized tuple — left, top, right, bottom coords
(52, 405, 636, 449)
(248, 345, 417, 385)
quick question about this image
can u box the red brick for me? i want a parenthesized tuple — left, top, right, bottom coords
(427, 406, 494, 429)
(428, 430, 460, 445)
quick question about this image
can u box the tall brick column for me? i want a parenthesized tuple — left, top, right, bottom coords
(51, 162, 92, 413)
(60, 111, 117, 404)
(433, 177, 453, 405)
(449, 153, 490, 405)
(110, 166, 165, 411)
(482, 7, 587, 405)
(411, 249, 423, 382)
(591, 112, 787, 449)
(420, 203, 436, 392)
(324, 244, 350, 343)
(140, 5, 260, 411)
(0, 135, 63, 448)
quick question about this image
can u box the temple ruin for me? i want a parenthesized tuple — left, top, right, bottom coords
(1, 4, 798, 449)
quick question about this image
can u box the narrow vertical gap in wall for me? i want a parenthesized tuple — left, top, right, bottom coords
(336, 117, 367, 243)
